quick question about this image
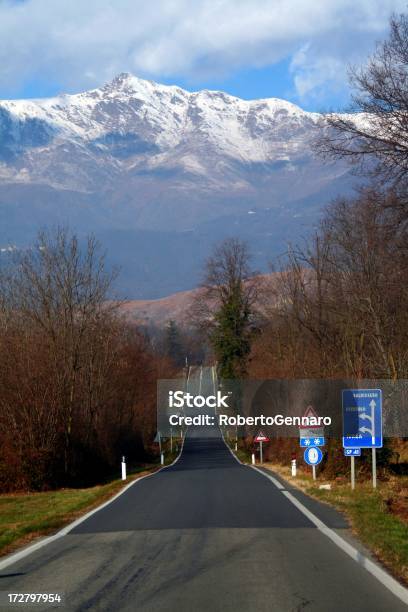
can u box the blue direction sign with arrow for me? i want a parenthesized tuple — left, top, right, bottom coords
(344, 448, 361, 456)
(342, 389, 382, 448)
(300, 437, 325, 447)
(304, 446, 323, 465)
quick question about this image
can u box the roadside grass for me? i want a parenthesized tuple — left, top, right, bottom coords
(235, 447, 252, 464)
(265, 462, 408, 585)
(0, 464, 158, 558)
(225, 439, 252, 464)
(0, 439, 184, 560)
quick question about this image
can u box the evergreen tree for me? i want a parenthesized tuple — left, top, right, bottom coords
(196, 238, 258, 380)
(164, 319, 184, 367)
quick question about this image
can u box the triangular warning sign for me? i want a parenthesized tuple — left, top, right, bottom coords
(303, 405, 319, 420)
(254, 430, 270, 442)
(300, 405, 322, 431)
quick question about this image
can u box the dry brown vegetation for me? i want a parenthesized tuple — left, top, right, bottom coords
(0, 228, 174, 492)
(249, 189, 408, 380)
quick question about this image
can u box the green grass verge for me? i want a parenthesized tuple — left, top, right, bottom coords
(0, 465, 157, 558)
(225, 439, 252, 464)
(309, 481, 408, 583)
(265, 463, 408, 585)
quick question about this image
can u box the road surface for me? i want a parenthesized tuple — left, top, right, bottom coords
(0, 368, 407, 611)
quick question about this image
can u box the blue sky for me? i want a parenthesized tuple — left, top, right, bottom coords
(0, 0, 406, 111)
(159, 59, 350, 112)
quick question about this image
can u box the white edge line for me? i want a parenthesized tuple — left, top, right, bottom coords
(221, 429, 242, 465)
(215, 370, 243, 467)
(250, 465, 408, 606)
(0, 435, 187, 572)
(252, 466, 285, 489)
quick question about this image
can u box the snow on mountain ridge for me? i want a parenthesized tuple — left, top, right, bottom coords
(0, 73, 315, 154)
(0, 73, 359, 298)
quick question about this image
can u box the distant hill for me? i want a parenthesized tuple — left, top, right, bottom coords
(120, 286, 201, 328)
(120, 273, 278, 327)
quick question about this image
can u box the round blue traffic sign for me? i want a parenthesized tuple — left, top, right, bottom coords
(304, 446, 323, 465)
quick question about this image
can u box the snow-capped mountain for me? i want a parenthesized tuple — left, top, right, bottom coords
(0, 74, 356, 297)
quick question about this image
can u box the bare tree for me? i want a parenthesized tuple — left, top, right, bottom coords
(249, 189, 408, 381)
(0, 228, 175, 491)
(318, 13, 408, 196)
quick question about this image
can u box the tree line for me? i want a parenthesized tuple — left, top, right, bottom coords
(193, 14, 408, 476)
(0, 229, 174, 491)
(249, 188, 408, 380)
(199, 13, 408, 384)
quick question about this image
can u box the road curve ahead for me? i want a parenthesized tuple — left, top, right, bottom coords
(0, 373, 407, 611)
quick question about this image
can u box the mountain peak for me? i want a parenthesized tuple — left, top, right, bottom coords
(99, 72, 305, 115)
(112, 71, 134, 83)
(0, 71, 354, 298)
(103, 71, 146, 91)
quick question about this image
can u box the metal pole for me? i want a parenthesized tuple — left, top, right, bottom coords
(312, 465, 316, 480)
(351, 456, 355, 490)
(260, 441, 263, 464)
(170, 428, 173, 453)
(372, 447, 377, 488)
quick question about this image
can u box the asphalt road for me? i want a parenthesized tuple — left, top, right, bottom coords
(0, 370, 407, 612)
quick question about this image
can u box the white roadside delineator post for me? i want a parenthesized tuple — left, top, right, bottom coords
(161, 452, 164, 466)
(291, 459, 297, 477)
(252, 453, 255, 465)
(121, 456, 126, 480)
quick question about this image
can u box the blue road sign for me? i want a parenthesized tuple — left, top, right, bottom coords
(304, 446, 323, 465)
(344, 448, 361, 457)
(342, 389, 382, 448)
(300, 437, 325, 447)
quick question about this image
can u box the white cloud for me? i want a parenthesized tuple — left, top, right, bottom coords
(290, 44, 348, 106)
(0, 0, 406, 101)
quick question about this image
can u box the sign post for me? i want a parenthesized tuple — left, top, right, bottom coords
(351, 456, 355, 490)
(342, 389, 382, 489)
(304, 446, 323, 477)
(372, 448, 377, 489)
(254, 431, 270, 464)
(344, 448, 361, 490)
(299, 406, 325, 479)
